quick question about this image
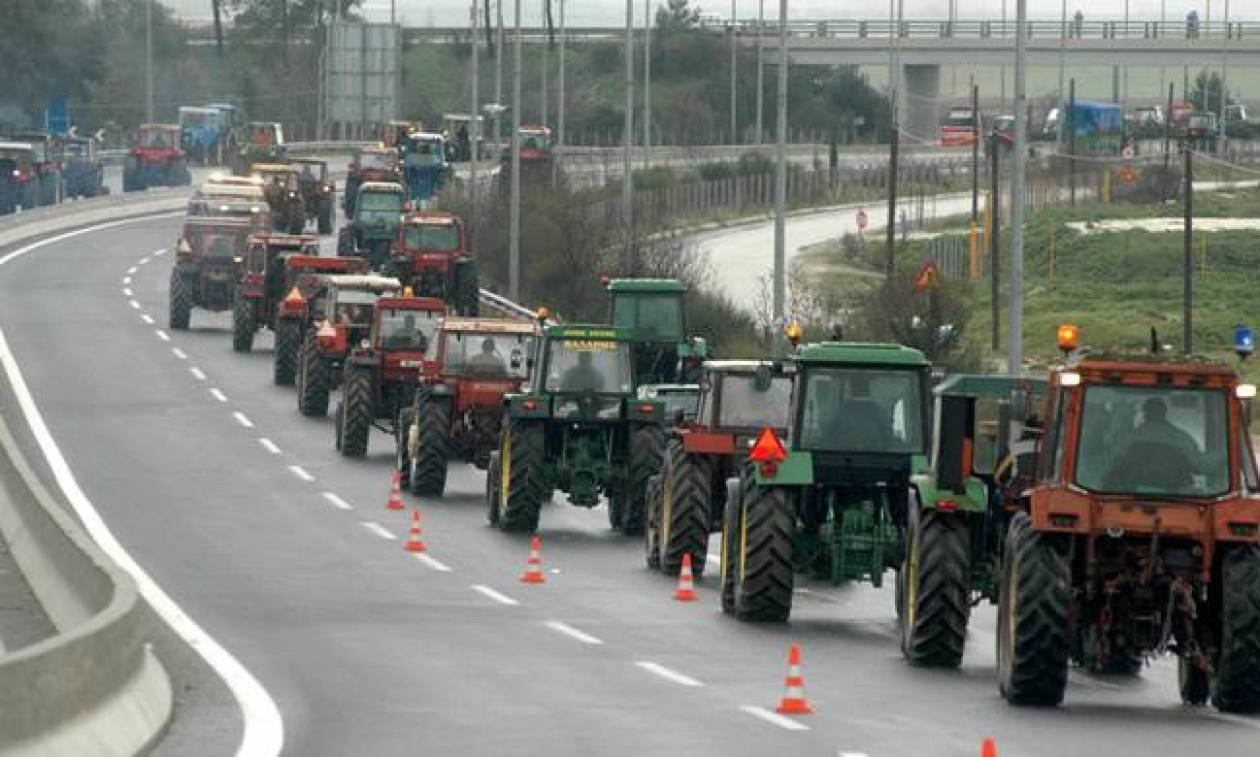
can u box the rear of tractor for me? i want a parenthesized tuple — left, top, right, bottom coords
(337, 182, 407, 270)
(294, 274, 402, 417)
(169, 217, 261, 330)
(343, 147, 401, 216)
(253, 164, 306, 235)
(605, 278, 708, 385)
(399, 132, 449, 205)
(995, 339, 1260, 712)
(645, 361, 792, 578)
(896, 374, 1046, 668)
(486, 325, 664, 534)
(232, 122, 285, 176)
(400, 317, 538, 496)
(719, 340, 931, 623)
(388, 211, 479, 315)
(124, 124, 190, 191)
(498, 125, 555, 189)
(292, 158, 335, 234)
(0, 144, 40, 214)
(232, 234, 344, 355)
(334, 295, 447, 458)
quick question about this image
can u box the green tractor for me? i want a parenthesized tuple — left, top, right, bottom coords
(486, 324, 665, 534)
(605, 278, 708, 385)
(719, 339, 931, 622)
(897, 374, 1046, 668)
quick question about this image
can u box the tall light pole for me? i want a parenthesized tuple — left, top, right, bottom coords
(1221, 0, 1230, 151)
(755, 0, 764, 144)
(1000, 0, 1007, 111)
(622, 0, 635, 272)
(509, 0, 523, 300)
(558, 0, 566, 163)
(730, 0, 739, 144)
(541, 0, 549, 127)
(496, 0, 505, 146)
(146, 0, 154, 123)
(644, 0, 652, 150)
(1007, 0, 1028, 375)
(772, 0, 788, 352)
(470, 0, 480, 252)
(1058, 0, 1066, 104)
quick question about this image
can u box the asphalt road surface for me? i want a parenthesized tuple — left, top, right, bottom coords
(2, 215, 1260, 756)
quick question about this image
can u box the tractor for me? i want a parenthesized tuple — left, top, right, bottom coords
(294, 275, 403, 417)
(993, 327, 1260, 712)
(124, 124, 190, 191)
(58, 135, 105, 198)
(334, 294, 448, 458)
(264, 257, 373, 384)
(187, 175, 269, 224)
(344, 146, 402, 217)
(718, 336, 931, 623)
(251, 163, 306, 235)
(231, 231, 329, 353)
(337, 181, 407, 269)
(387, 211, 478, 315)
(399, 131, 449, 205)
(10, 131, 63, 205)
(399, 317, 538, 496)
(291, 157, 336, 234)
(0, 142, 42, 214)
(499, 125, 554, 189)
(179, 106, 228, 165)
(486, 324, 665, 533)
(232, 121, 285, 175)
(645, 360, 793, 578)
(896, 374, 1046, 669)
(169, 216, 266, 330)
(605, 278, 707, 385)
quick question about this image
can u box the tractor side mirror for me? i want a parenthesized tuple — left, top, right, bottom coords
(511, 350, 523, 370)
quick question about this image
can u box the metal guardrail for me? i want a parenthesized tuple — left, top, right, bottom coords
(723, 19, 1260, 42)
(477, 289, 539, 321)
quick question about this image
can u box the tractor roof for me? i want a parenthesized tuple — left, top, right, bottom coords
(793, 341, 929, 367)
(403, 211, 459, 226)
(605, 278, 687, 293)
(196, 184, 266, 200)
(359, 145, 397, 155)
(360, 181, 405, 193)
(251, 163, 298, 173)
(138, 123, 180, 131)
(544, 324, 632, 341)
(440, 317, 537, 335)
(0, 142, 35, 153)
(702, 359, 775, 373)
(377, 296, 447, 312)
(1059, 354, 1239, 385)
(325, 274, 402, 291)
(248, 232, 317, 248)
(639, 383, 700, 395)
(408, 132, 445, 141)
(205, 173, 264, 187)
(183, 216, 257, 230)
(934, 374, 1048, 399)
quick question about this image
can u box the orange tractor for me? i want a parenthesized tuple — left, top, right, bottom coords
(386, 211, 480, 316)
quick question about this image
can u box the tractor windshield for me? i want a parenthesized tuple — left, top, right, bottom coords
(719, 374, 792, 429)
(360, 151, 396, 170)
(359, 192, 404, 213)
(403, 224, 461, 251)
(611, 293, 683, 342)
(1074, 385, 1229, 497)
(799, 367, 925, 454)
(404, 139, 445, 167)
(441, 331, 532, 378)
(545, 339, 633, 394)
(138, 128, 175, 148)
(378, 309, 441, 351)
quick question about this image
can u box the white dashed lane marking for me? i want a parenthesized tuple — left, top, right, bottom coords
(545, 621, 603, 645)
(288, 465, 314, 482)
(258, 438, 281, 455)
(361, 522, 396, 540)
(739, 705, 810, 731)
(155, 330, 170, 342)
(232, 412, 254, 429)
(322, 492, 353, 510)
(414, 553, 453, 572)
(190, 367, 207, 381)
(141, 314, 155, 325)
(471, 585, 520, 606)
(123, 287, 133, 296)
(172, 348, 187, 360)
(129, 300, 141, 310)
(635, 662, 703, 687)
(209, 388, 228, 403)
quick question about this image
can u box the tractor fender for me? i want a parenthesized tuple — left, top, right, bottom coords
(346, 352, 378, 370)
(425, 384, 454, 399)
(505, 395, 549, 419)
(910, 474, 988, 514)
(751, 449, 814, 487)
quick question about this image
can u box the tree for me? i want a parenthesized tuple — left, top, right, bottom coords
(0, 0, 103, 123)
(655, 0, 700, 33)
(1192, 70, 1224, 114)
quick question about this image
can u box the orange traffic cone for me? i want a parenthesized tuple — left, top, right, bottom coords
(775, 643, 814, 715)
(673, 552, 698, 602)
(386, 469, 405, 512)
(980, 737, 997, 757)
(520, 535, 545, 584)
(403, 509, 426, 553)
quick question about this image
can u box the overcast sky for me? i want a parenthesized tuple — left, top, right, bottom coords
(165, 1, 1260, 27)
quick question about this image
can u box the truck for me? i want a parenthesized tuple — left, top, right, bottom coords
(400, 317, 538, 494)
(124, 124, 190, 191)
(58, 135, 105, 198)
(338, 182, 408, 269)
(169, 216, 265, 329)
(387, 211, 479, 315)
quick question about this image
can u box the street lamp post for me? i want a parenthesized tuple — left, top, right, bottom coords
(622, 0, 635, 272)
(1008, 0, 1028, 375)
(470, 0, 480, 252)
(558, 0, 566, 165)
(509, 0, 523, 300)
(730, 0, 738, 144)
(772, 0, 788, 352)
(146, 0, 154, 123)
(644, 0, 652, 150)
(755, 0, 764, 145)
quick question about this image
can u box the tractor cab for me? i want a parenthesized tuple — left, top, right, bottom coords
(341, 181, 408, 267)
(291, 157, 334, 220)
(0, 142, 40, 213)
(315, 275, 402, 352)
(695, 360, 793, 440)
(441, 113, 485, 161)
(190, 175, 268, 221)
(384, 121, 422, 148)
(638, 384, 702, 427)
(240, 122, 284, 158)
(177, 217, 258, 268)
(518, 125, 553, 160)
(252, 162, 305, 233)
(605, 277, 707, 385)
(400, 132, 449, 204)
(390, 211, 477, 312)
(361, 294, 446, 377)
(345, 146, 402, 216)
(133, 124, 182, 159)
(239, 232, 320, 300)
(127, 124, 189, 191)
(534, 325, 637, 402)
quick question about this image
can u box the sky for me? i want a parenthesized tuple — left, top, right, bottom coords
(164, 1, 1260, 28)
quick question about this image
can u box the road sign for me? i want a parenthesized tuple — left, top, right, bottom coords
(856, 208, 868, 231)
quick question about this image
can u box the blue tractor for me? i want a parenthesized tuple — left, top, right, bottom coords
(399, 132, 448, 205)
(180, 106, 227, 165)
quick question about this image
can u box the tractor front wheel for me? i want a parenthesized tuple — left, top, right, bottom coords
(296, 335, 330, 417)
(337, 366, 374, 458)
(273, 319, 300, 386)
(1180, 656, 1210, 706)
(231, 292, 255, 353)
(1212, 545, 1260, 713)
(656, 439, 712, 578)
(168, 270, 192, 330)
(731, 470, 796, 623)
(898, 505, 971, 668)
(410, 398, 452, 497)
(997, 513, 1070, 706)
(496, 419, 544, 532)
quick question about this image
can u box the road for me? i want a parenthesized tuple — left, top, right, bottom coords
(2, 213, 1260, 756)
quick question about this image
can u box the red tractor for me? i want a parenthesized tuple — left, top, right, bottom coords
(124, 124, 191, 191)
(387, 211, 479, 315)
(294, 275, 402, 416)
(398, 317, 538, 496)
(334, 294, 448, 458)
(169, 216, 266, 330)
(344, 146, 402, 217)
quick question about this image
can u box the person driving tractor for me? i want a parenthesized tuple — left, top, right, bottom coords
(560, 350, 605, 392)
(467, 337, 506, 374)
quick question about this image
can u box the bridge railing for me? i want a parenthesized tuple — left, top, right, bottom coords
(719, 19, 1260, 42)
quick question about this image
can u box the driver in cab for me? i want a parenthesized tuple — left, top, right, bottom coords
(560, 350, 605, 393)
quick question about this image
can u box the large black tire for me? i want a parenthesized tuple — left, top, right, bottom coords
(168, 269, 192, 330)
(997, 512, 1071, 707)
(495, 419, 545, 532)
(123, 158, 141, 192)
(898, 506, 971, 668)
(486, 451, 504, 526)
(616, 424, 664, 535)
(1180, 656, 1210, 706)
(656, 439, 712, 578)
(643, 475, 663, 570)
(395, 407, 414, 491)
(318, 199, 333, 235)
(338, 365, 374, 458)
(731, 471, 796, 622)
(719, 478, 741, 615)
(336, 226, 355, 256)
(410, 398, 452, 497)
(231, 292, 255, 352)
(296, 335, 330, 417)
(273, 319, 301, 386)
(1213, 545, 1260, 713)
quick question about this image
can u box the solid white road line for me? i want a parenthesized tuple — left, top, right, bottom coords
(288, 465, 314, 482)
(155, 329, 170, 342)
(258, 438, 281, 455)
(838, 752, 870, 757)
(361, 522, 396, 541)
(414, 553, 453, 572)
(0, 217, 284, 756)
(209, 388, 228, 403)
(471, 584, 520, 606)
(232, 411, 254, 429)
(634, 661, 704, 687)
(140, 314, 155, 325)
(190, 367, 207, 381)
(545, 621, 604, 645)
(129, 299, 141, 309)
(123, 287, 132, 296)
(739, 705, 810, 732)
(322, 492, 354, 511)
(172, 347, 187, 360)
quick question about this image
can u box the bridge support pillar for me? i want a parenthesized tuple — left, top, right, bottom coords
(901, 64, 941, 145)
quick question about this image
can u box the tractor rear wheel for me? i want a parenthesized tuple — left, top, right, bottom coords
(732, 470, 796, 622)
(616, 424, 663, 535)
(337, 366, 374, 458)
(296, 335, 330, 417)
(486, 451, 504, 526)
(496, 419, 544, 532)
(657, 439, 712, 578)
(1180, 656, 1210, 706)
(899, 506, 971, 668)
(643, 475, 663, 570)
(719, 478, 742, 615)
(231, 292, 255, 353)
(1212, 545, 1260, 713)
(273, 319, 300, 386)
(168, 270, 192, 330)
(395, 407, 414, 490)
(997, 512, 1070, 706)
(410, 398, 452, 497)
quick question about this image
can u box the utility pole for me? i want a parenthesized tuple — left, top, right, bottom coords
(1220, 0, 1230, 154)
(470, 0, 480, 252)
(1068, 78, 1076, 206)
(1183, 144, 1194, 353)
(557, 0, 566, 168)
(1058, 0, 1066, 103)
(541, 0, 549, 127)
(772, 0, 787, 353)
(730, 0, 738, 144)
(1008, 0, 1028, 375)
(755, 0, 764, 145)
(496, 0, 505, 146)
(622, 0, 635, 272)
(509, 0, 523, 300)
(1162, 82, 1174, 202)
(146, 0, 154, 123)
(1000, 0, 1007, 111)
(970, 83, 980, 275)
(885, 0, 903, 278)
(990, 133, 1001, 351)
(644, 0, 652, 150)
